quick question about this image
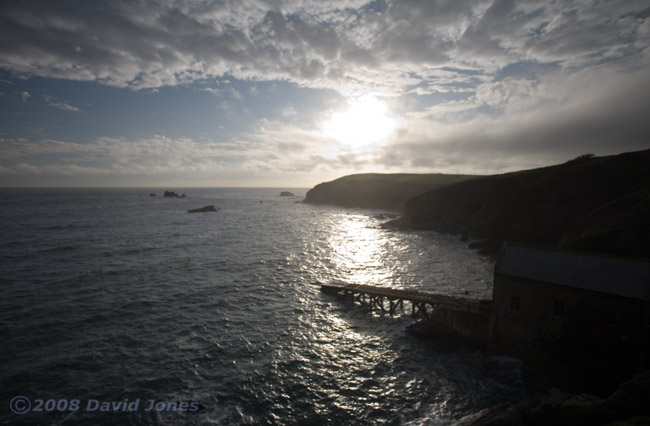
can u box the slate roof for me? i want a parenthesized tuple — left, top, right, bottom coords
(495, 243, 650, 301)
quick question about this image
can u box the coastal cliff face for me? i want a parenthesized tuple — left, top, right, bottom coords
(401, 149, 650, 258)
(304, 173, 479, 211)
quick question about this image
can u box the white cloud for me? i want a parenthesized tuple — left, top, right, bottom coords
(0, 0, 647, 95)
(202, 86, 243, 100)
(49, 101, 80, 112)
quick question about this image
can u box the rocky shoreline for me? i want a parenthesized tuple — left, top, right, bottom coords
(456, 370, 650, 426)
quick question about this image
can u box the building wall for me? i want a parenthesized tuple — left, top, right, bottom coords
(429, 307, 490, 345)
(490, 273, 648, 391)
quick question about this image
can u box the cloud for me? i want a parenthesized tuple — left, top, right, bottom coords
(376, 66, 650, 174)
(1, 58, 648, 187)
(0, 118, 387, 186)
(201, 85, 243, 100)
(38, 93, 81, 111)
(281, 106, 298, 118)
(0, 0, 649, 186)
(49, 101, 80, 112)
(0, 0, 647, 95)
(19, 90, 31, 102)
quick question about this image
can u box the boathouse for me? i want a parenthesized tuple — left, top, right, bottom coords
(490, 243, 650, 389)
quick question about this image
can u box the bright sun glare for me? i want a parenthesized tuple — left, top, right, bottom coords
(321, 96, 397, 149)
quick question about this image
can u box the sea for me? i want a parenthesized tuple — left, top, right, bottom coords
(0, 188, 543, 425)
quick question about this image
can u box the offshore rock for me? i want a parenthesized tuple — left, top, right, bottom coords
(188, 205, 218, 213)
(373, 213, 398, 220)
(279, 191, 295, 197)
(164, 191, 187, 198)
(381, 216, 414, 229)
(467, 239, 502, 257)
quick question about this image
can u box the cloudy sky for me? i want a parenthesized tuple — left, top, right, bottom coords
(1, 0, 649, 187)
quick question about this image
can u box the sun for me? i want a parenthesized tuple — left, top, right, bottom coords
(321, 95, 397, 149)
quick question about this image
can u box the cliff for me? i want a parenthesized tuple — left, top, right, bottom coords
(304, 173, 479, 211)
(399, 149, 650, 258)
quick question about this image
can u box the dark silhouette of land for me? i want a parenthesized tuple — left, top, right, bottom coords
(400, 149, 650, 258)
(305, 149, 650, 258)
(304, 173, 479, 211)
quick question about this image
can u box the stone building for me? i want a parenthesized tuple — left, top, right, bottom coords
(489, 243, 650, 391)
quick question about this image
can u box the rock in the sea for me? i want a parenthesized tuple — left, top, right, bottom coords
(164, 191, 187, 198)
(381, 216, 414, 229)
(188, 205, 219, 213)
(149, 193, 157, 197)
(279, 191, 295, 197)
(373, 213, 398, 220)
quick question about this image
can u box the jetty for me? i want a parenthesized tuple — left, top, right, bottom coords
(321, 283, 492, 344)
(321, 282, 490, 317)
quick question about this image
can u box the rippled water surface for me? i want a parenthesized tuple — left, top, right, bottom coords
(1, 188, 537, 425)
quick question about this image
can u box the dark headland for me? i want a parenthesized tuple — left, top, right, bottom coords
(305, 149, 650, 259)
(304, 173, 479, 211)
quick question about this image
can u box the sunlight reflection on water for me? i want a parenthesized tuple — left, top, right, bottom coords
(324, 211, 493, 298)
(328, 214, 393, 286)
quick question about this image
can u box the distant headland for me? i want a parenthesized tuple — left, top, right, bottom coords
(304, 173, 479, 211)
(304, 149, 650, 259)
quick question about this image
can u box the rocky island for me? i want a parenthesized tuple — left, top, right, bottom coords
(164, 190, 187, 198)
(188, 205, 218, 213)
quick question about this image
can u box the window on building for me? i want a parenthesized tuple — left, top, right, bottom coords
(510, 296, 520, 311)
(553, 300, 565, 317)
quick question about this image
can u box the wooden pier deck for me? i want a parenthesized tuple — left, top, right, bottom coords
(321, 282, 491, 319)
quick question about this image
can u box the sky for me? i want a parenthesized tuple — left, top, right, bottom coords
(1, 0, 649, 187)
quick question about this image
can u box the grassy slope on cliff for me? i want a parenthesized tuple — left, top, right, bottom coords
(304, 173, 480, 211)
(402, 149, 650, 257)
